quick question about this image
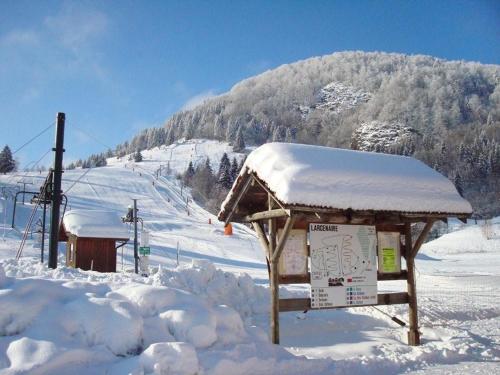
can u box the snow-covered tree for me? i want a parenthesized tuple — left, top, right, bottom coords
(134, 150, 143, 162)
(233, 126, 245, 152)
(0, 145, 16, 173)
(230, 157, 239, 184)
(217, 153, 232, 189)
(183, 161, 195, 185)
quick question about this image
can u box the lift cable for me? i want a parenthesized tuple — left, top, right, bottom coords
(5, 148, 52, 186)
(64, 167, 93, 195)
(72, 124, 114, 151)
(12, 122, 55, 155)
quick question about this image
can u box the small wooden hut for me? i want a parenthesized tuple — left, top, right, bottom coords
(61, 210, 129, 273)
(218, 143, 472, 346)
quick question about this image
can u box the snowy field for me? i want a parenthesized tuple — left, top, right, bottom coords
(0, 140, 499, 374)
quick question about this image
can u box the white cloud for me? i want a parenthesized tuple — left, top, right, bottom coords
(0, 3, 113, 100)
(43, 3, 108, 53)
(0, 29, 40, 47)
(181, 90, 218, 111)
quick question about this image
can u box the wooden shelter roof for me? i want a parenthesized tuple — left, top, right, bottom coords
(219, 143, 472, 223)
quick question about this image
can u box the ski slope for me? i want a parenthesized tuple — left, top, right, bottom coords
(0, 139, 499, 374)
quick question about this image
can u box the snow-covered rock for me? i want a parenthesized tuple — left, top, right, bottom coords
(297, 82, 371, 118)
(351, 120, 419, 152)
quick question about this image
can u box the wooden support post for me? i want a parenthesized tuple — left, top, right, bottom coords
(268, 195, 280, 344)
(405, 223, 420, 346)
(271, 215, 296, 263)
(411, 219, 435, 259)
(251, 221, 270, 256)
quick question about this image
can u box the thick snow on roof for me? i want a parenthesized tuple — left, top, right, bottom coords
(230, 143, 472, 214)
(62, 210, 130, 239)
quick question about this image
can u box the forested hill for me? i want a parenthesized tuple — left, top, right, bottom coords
(115, 51, 500, 216)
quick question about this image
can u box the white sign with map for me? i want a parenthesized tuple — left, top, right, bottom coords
(309, 223, 377, 308)
(278, 228, 308, 276)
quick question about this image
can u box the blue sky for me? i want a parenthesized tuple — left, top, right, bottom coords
(1, 0, 498, 168)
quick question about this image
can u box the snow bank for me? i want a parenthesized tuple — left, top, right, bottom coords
(140, 342, 200, 375)
(0, 258, 327, 374)
(150, 259, 270, 317)
(223, 143, 472, 215)
(422, 223, 500, 254)
(62, 209, 130, 239)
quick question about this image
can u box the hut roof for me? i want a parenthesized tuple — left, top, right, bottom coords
(219, 143, 472, 221)
(62, 210, 130, 240)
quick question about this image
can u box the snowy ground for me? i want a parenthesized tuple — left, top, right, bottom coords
(0, 140, 499, 374)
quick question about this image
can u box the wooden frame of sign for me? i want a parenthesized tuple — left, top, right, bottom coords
(219, 172, 470, 346)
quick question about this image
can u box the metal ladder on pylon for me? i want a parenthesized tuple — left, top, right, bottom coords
(16, 171, 53, 260)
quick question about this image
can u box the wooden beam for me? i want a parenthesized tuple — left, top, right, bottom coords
(224, 175, 253, 225)
(279, 273, 310, 284)
(278, 271, 409, 284)
(279, 293, 409, 312)
(279, 298, 310, 312)
(375, 224, 405, 233)
(251, 174, 287, 211)
(271, 215, 297, 263)
(378, 270, 408, 281)
(251, 221, 270, 259)
(377, 292, 409, 305)
(411, 219, 435, 259)
(244, 209, 291, 222)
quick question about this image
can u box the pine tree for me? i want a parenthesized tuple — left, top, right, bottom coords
(0, 145, 16, 174)
(166, 126, 175, 145)
(233, 126, 245, 152)
(134, 150, 143, 162)
(204, 157, 213, 175)
(183, 161, 195, 185)
(230, 157, 239, 184)
(217, 153, 232, 189)
(453, 172, 464, 197)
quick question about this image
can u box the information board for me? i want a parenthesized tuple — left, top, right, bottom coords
(377, 232, 401, 274)
(277, 229, 308, 276)
(309, 223, 377, 308)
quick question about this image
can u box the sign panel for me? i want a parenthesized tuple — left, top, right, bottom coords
(309, 223, 377, 308)
(139, 246, 150, 256)
(278, 228, 308, 276)
(377, 232, 401, 274)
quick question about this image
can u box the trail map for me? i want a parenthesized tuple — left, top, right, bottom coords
(309, 224, 377, 308)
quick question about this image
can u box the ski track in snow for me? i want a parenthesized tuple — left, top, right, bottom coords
(0, 139, 499, 374)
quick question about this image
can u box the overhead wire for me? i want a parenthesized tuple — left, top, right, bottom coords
(12, 122, 55, 155)
(72, 124, 114, 151)
(4, 148, 52, 186)
(64, 167, 93, 194)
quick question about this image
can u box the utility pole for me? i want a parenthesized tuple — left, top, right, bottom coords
(48, 112, 65, 269)
(133, 198, 139, 274)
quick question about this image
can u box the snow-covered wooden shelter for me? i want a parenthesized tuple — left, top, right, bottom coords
(61, 210, 129, 273)
(218, 143, 472, 346)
